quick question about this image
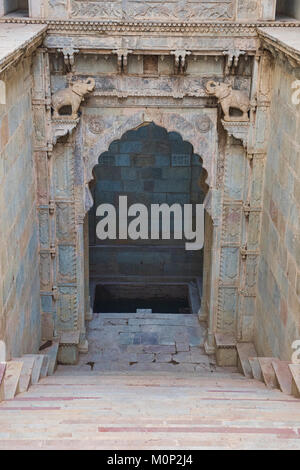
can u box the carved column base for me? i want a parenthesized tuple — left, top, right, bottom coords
(204, 331, 216, 355)
(57, 331, 80, 365)
(215, 333, 237, 367)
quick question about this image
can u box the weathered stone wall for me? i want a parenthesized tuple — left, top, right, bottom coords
(0, 58, 41, 360)
(255, 59, 300, 360)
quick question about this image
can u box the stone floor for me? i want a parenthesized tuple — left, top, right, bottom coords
(1, 313, 299, 449)
(1, 371, 300, 449)
(71, 313, 216, 373)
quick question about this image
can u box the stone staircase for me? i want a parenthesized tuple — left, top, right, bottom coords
(0, 340, 300, 449)
(0, 342, 59, 402)
(216, 336, 300, 399)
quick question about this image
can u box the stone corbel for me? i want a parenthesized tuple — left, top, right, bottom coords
(240, 245, 259, 260)
(221, 120, 250, 149)
(114, 49, 133, 74)
(51, 118, 80, 145)
(49, 200, 55, 215)
(50, 243, 56, 259)
(223, 49, 246, 75)
(58, 47, 79, 73)
(171, 50, 191, 74)
(52, 286, 59, 301)
(47, 143, 53, 159)
(243, 203, 262, 218)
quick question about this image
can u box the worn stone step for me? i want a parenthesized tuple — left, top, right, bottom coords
(40, 343, 59, 375)
(40, 355, 50, 378)
(272, 360, 293, 395)
(258, 358, 278, 389)
(3, 361, 23, 399)
(237, 343, 257, 378)
(289, 364, 300, 398)
(12, 356, 35, 393)
(249, 357, 263, 382)
(24, 355, 44, 384)
(0, 362, 6, 402)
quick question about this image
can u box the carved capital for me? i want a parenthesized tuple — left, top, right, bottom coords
(58, 47, 79, 72)
(51, 118, 80, 145)
(221, 120, 250, 148)
(114, 49, 133, 74)
(171, 50, 191, 74)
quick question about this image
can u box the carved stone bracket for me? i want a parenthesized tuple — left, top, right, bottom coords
(224, 49, 246, 75)
(171, 50, 191, 74)
(240, 245, 259, 260)
(51, 118, 80, 145)
(114, 49, 133, 74)
(243, 202, 262, 218)
(221, 120, 250, 148)
(58, 47, 79, 73)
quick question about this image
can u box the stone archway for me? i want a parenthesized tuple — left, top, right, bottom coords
(47, 105, 231, 364)
(73, 108, 220, 360)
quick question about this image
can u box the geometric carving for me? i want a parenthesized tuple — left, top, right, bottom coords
(222, 206, 242, 244)
(57, 287, 77, 329)
(220, 247, 239, 283)
(56, 203, 75, 242)
(58, 245, 76, 282)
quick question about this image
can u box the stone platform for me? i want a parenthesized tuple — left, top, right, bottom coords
(64, 313, 214, 373)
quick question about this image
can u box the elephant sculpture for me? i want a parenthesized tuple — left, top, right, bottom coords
(205, 80, 250, 122)
(52, 77, 95, 120)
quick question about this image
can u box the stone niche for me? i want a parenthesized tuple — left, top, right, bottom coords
(45, 0, 277, 21)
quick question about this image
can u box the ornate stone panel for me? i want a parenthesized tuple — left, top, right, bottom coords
(53, 146, 74, 199)
(58, 245, 77, 283)
(56, 203, 76, 242)
(69, 0, 234, 21)
(57, 286, 77, 330)
(218, 287, 238, 334)
(39, 209, 50, 250)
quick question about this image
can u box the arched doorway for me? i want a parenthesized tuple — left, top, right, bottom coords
(79, 123, 214, 372)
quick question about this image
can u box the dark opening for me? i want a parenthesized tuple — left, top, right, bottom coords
(93, 284, 191, 314)
(3, 0, 29, 17)
(58, 105, 73, 116)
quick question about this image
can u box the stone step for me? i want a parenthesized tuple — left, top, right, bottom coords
(236, 343, 257, 378)
(12, 356, 35, 393)
(289, 364, 300, 398)
(40, 343, 59, 375)
(24, 355, 44, 384)
(249, 357, 263, 382)
(0, 362, 6, 402)
(3, 361, 23, 399)
(258, 358, 278, 389)
(272, 360, 293, 395)
(40, 355, 50, 378)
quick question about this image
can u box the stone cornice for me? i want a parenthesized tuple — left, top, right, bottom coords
(258, 28, 300, 67)
(0, 25, 47, 75)
(1, 18, 300, 35)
